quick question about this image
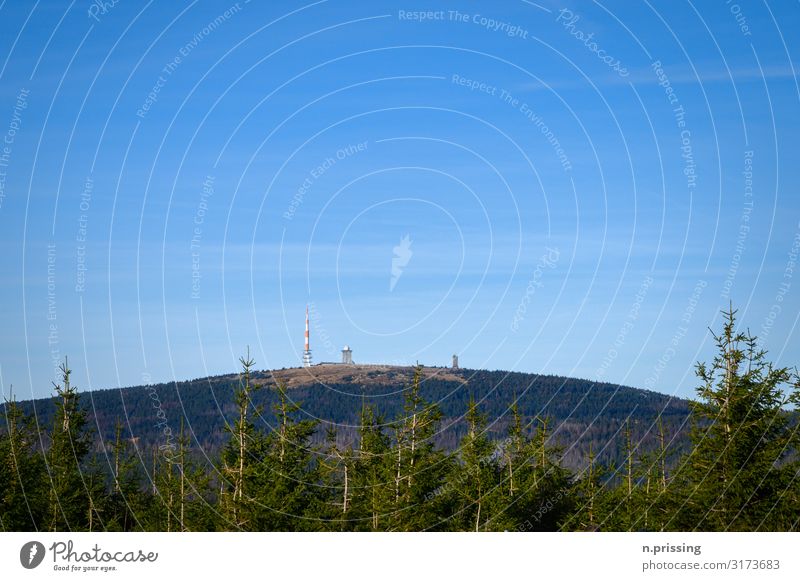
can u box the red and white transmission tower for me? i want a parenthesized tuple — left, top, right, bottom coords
(303, 305, 313, 367)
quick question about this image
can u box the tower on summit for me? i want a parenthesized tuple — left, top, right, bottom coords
(342, 345, 353, 365)
(303, 306, 312, 367)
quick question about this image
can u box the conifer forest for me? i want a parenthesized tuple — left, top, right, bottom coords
(2, 308, 799, 532)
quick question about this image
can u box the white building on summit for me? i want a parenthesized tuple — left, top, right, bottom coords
(342, 345, 353, 365)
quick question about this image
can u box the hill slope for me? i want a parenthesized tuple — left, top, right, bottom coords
(12, 364, 691, 469)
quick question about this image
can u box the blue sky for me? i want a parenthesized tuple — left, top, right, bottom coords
(0, 0, 798, 400)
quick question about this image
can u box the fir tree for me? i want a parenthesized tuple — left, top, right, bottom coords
(0, 388, 47, 530)
(389, 366, 452, 531)
(46, 358, 92, 531)
(562, 443, 607, 531)
(251, 381, 319, 531)
(504, 409, 573, 531)
(152, 418, 214, 532)
(446, 397, 512, 531)
(103, 418, 143, 531)
(669, 306, 800, 531)
(219, 348, 264, 529)
(349, 404, 394, 531)
(83, 454, 107, 532)
(632, 418, 673, 531)
(318, 426, 353, 531)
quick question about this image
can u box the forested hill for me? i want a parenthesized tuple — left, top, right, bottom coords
(10, 364, 690, 469)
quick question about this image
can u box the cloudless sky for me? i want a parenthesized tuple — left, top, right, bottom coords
(0, 0, 798, 400)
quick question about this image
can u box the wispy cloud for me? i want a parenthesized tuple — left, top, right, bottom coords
(518, 63, 797, 93)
